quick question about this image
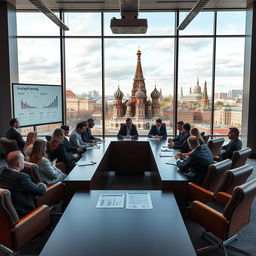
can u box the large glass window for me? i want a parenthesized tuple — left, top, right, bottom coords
(16, 10, 246, 137)
(104, 38, 174, 135)
(214, 38, 244, 136)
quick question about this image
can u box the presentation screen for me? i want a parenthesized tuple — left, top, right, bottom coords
(12, 83, 63, 127)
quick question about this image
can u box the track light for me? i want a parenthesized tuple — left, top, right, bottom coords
(28, 0, 69, 30)
(177, 0, 210, 30)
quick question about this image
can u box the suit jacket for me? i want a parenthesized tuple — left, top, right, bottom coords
(48, 143, 77, 173)
(86, 128, 95, 141)
(0, 168, 46, 217)
(62, 137, 78, 153)
(220, 139, 242, 160)
(6, 128, 25, 150)
(176, 145, 214, 185)
(173, 131, 184, 143)
(117, 124, 139, 139)
(148, 125, 167, 139)
(173, 133, 190, 153)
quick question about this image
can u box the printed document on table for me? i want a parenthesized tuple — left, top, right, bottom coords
(96, 194, 125, 208)
(76, 160, 95, 166)
(126, 192, 153, 210)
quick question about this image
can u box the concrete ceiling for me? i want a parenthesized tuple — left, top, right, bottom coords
(7, 0, 249, 10)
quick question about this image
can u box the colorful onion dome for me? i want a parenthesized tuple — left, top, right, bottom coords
(151, 87, 160, 98)
(114, 86, 124, 99)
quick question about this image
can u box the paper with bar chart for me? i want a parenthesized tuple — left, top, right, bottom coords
(12, 83, 62, 126)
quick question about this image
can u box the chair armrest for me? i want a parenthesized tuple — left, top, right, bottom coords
(191, 200, 228, 240)
(36, 182, 65, 207)
(13, 205, 50, 250)
(215, 192, 232, 206)
(186, 183, 215, 203)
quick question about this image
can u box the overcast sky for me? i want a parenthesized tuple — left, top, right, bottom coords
(17, 11, 245, 98)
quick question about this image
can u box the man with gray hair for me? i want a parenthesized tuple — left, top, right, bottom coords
(175, 136, 214, 184)
(0, 151, 46, 217)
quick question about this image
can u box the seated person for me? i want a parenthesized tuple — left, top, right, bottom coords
(70, 122, 93, 149)
(168, 123, 191, 153)
(81, 121, 90, 143)
(117, 118, 139, 139)
(86, 119, 101, 142)
(60, 125, 84, 154)
(175, 136, 214, 185)
(47, 134, 79, 173)
(148, 118, 167, 139)
(6, 117, 25, 150)
(220, 127, 242, 160)
(190, 128, 204, 145)
(24, 131, 37, 160)
(30, 140, 66, 186)
(0, 151, 46, 217)
(168, 121, 184, 144)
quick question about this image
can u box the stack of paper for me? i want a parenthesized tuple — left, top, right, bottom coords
(76, 160, 96, 166)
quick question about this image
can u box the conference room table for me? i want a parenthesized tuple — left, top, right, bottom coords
(64, 137, 188, 206)
(39, 190, 196, 256)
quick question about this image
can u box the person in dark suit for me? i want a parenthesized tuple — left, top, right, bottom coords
(6, 118, 25, 150)
(168, 123, 191, 153)
(86, 119, 101, 142)
(117, 118, 139, 139)
(168, 121, 184, 144)
(60, 125, 84, 154)
(0, 151, 46, 217)
(148, 118, 167, 139)
(175, 136, 214, 185)
(220, 127, 242, 160)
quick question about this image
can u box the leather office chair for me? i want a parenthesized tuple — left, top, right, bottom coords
(231, 147, 252, 169)
(45, 135, 52, 142)
(191, 178, 256, 256)
(186, 159, 232, 203)
(22, 164, 65, 208)
(207, 138, 225, 161)
(0, 137, 19, 157)
(0, 188, 50, 255)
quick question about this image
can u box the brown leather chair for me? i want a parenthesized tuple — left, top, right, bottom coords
(191, 178, 256, 256)
(231, 147, 252, 169)
(22, 164, 65, 208)
(0, 137, 19, 157)
(0, 188, 50, 255)
(202, 135, 210, 144)
(186, 159, 232, 203)
(207, 138, 225, 161)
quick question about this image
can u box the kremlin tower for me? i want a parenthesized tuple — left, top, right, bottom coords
(112, 49, 161, 129)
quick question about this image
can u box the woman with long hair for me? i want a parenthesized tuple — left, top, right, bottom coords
(24, 131, 37, 160)
(47, 132, 79, 173)
(30, 139, 66, 185)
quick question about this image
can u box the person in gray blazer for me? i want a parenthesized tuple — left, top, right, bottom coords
(30, 140, 66, 186)
(175, 136, 214, 185)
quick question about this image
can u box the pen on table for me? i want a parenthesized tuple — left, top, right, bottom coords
(165, 162, 177, 166)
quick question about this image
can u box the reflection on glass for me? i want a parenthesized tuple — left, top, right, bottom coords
(104, 12, 175, 36)
(17, 12, 60, 36)
(214, 38, 244, 135)
(65, 39, 102, 135)
(104, 38, 174, 135)
(178, 38, 213, 135)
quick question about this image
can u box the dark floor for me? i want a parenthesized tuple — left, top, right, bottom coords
(0, 158, 256, 256)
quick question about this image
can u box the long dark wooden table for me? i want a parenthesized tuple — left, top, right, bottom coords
(64, 138, 187, 195)
(40, 190, 196, 256)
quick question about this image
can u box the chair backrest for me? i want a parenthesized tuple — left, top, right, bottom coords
(45, 135, 52, 142)
(201, 159, 232, 193)
(207, 138, 225, 157)
(219, 164, 253, 194)
(0, 137, 19, 157)
(202, 135, 210, 144)
(231, 147, 252, 169)
(22, 163, 42, 183)
(0, 188, 19, 249)
(223, 178, 256, 238)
